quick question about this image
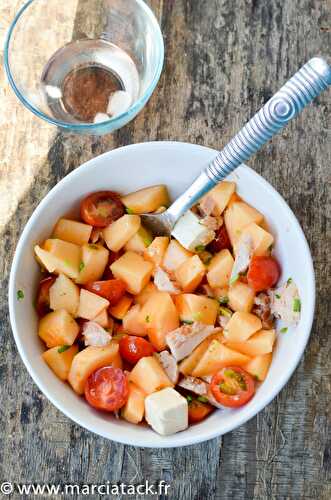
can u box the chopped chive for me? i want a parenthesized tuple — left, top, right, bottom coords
(219, 296, 229, 305)
(219, 306, 232, 318)
(126, 207, 134, 215)
(58, 345, 70, 353)
(17, 290, 24, 301)
(79, 261, 85, 272)
(145, 315, 150, 323)
(186, 395, 193, 403)
(275, 293, 281, 299)
(293, 298, 301, 312)
(195, 245, 205, 253)
(280, 327, 288, 333)
(143, 237, 153, 247)
(197, 396, 209, 403)
(287, 277, 292, 286)
(182, 320, 194, 325)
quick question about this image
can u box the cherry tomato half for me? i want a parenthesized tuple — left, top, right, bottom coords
(210, 367, 255, 408)
(85, 279, 126, 305)
(119, 336, 155, 365)
(80, 191, 124, 227)
(208, 225, 232, 253)
(85, 366, 129, 412)
(247, 256, 281, 292)
(188, 398, 214, 424)
(36, 275, 56, 316)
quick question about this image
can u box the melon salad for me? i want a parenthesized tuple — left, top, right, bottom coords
(32, 182, 301, 436)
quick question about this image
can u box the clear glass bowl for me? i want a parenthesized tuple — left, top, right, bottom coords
(4, 0, 164, 135)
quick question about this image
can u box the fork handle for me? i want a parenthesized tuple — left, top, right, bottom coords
(167, 57, 331, 222)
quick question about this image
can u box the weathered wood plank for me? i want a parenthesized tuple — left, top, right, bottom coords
(0, 1, 330, 499)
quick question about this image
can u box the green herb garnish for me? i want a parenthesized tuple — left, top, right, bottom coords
(17, 290, 24, 301)
(58, 345, 70, 353)
(280, 327, 288, 333)
(182, 319, 194, 325)
(275, 294, 281, 299)
(293, 298, 301, 312)
(145, 315, 150, 323)
(195, 245, 205, 253)
(197, 396, 209, 403)
(186, 395, 193, 403)
(126, 207, 134, 215)
(79, 261, 85, 272)
(219, 306, 232, 318)
(287, 277, 292, 286)
(219, 296, 229, 305)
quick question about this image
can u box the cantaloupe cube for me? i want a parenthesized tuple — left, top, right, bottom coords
(144, 237, 169, 267)
(35, 242, 81, 280)
(49, 274, 80, 316)
(110, 251, 154, 295)
(162, 240, 193, 272)
(192, 340, 251, 377)
(178, 330, 225, 375)
(207, 249, 234, 288)
(124, 226, 153, 254)
(93, 308, 109, 328)
(122, 304, 147, 336)
(52, 218, 92, 246)
(243, 353, 272, 381)
(175, 255, 206, 293)
(77, 289, 110, 320)
(68, 342, 122, 394)
(109, 295, 133, 320)
(140, 292, 179, 351)
(175, 294, 219, 325)
(202, 181, 236, 215)
(121, 185, 170, 214)
(224, 201, 264, 246)
(121, 382, 146, 424)
(225, 311, 262, 342)
(75, 243, 109, 285)
(228, 281, 255, 313)
(38, 309, 79, 348)
(226, 329, 275, 356)
(103, 215, 141, 252)
(129, 356, 173, 394)
(42, 344, 79, 381)
(237, 223, 274, 256)
(134, 282, 158, 306)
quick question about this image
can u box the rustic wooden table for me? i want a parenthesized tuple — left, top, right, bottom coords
(0, 1, 330, 498)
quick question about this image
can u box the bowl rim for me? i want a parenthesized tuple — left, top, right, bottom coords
(8, 141, 316, 447)
(4, 0, 164, 132)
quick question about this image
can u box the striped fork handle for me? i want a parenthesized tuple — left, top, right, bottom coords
(206, 57, 331, 182)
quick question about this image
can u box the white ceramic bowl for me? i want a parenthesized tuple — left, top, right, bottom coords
(9, 142, 315, 448)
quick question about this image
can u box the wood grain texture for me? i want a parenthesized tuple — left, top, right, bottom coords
(0, 0, 330, 499)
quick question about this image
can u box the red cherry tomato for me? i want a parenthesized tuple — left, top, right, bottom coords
(85, 279, 126, 305)
(85, 366, 129, 412)
(188, 398, 214, 423)
(247, 256, 281, 292)
(210, 367, 255, 408)
(80, 191, 124, 227)
(208, 225, 232, 253)
(119, 336, 155, 365)
(36, 275, 56, 316)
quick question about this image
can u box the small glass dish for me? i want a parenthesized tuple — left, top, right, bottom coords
(4, 0, 164, 135)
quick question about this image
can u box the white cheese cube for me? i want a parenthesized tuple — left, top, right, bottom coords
(171, 210, 215, 251)
(144, 388, 188, 435)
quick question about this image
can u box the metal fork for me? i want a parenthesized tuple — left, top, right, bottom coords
(141, 57, 331, 236)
